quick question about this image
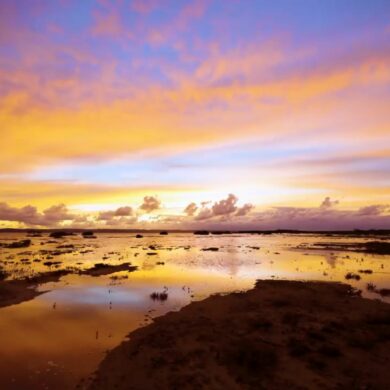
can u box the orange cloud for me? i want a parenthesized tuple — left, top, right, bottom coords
(1, 15, 389, 217)
(1, 45, 388, 175)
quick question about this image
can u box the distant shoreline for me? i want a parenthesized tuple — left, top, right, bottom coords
(1, 228, 389, 235)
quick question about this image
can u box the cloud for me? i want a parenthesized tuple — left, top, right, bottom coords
(41, 204, 75, 224)
(146, 0, 209, 45)
(194, 207, 214, 221)
(192, 194, 253, 221)
(320, 197, 339, 209)
(103, 216, 137, 226)
(139, 196, 161, 213)
(130, 0, 161, 14)
(97, 211, 116, 221)
(184, 202, 198, 216)
(357, 204, 389, 216)
(0, 198, 389, 230)
(212, 193, 238, 216)
(91, 11, 120, 37)
(115, 206, 133, 216)
(0, 2, 388, 223)
(1, 12, 389, 179)
(248, 202, 390, 230)
(98, 206, 134, 221)
(0, 202, 138, 227)
(236, 203, 254, 216)
(0, 202, 40, 225)
(0, 202, 75, 226)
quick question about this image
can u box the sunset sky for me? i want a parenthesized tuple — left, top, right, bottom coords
(0, 0, 389, 229)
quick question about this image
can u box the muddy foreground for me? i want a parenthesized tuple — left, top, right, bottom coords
(88, 280, 390, 390)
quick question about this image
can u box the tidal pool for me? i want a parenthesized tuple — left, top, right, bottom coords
(0, 232, 389, 389)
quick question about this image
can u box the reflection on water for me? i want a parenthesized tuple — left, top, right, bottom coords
(0, 232, 389, 389)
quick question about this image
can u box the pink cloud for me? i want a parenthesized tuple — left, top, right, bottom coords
(91, 8, 131, 39)
(0, 197, 389, 230)
(192, 194, 253, 221)
(130, 0, 161, 14)
(98, 206, 134, 221)
(184, 202, 198, 216)
(236, 203, 253, 217)
(0, 202, 75, 226)
(139, 196, 161, 213)
(212, 193, 238, 216)
(320, 197, 339, 209)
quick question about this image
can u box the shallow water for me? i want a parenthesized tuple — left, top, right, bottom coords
(0, 232, 389, 389)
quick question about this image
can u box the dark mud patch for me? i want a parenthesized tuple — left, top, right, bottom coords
(0, 269, 8, 281)
(0, 239, 31, 248)
(296, 240, 390, 254)
(366, 283, 390, 297)
(80, 263, 138, 277)
(82, 231, 97, 238)
(88, 280, 390, 390)
(49, 231, 75, 239)
(0, 263, 137, 308)
(0, 270, 70, 308)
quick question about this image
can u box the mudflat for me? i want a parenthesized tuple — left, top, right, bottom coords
(89, 280, 390, 390)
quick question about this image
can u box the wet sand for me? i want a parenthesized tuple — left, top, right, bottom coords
(89, 280, 390, 390)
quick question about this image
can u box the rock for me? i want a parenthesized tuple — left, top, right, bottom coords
(49, 231, 73, 239)
(82, 231, 96, 238)
(2, 239, 31, 248)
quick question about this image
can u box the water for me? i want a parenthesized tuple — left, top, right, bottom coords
(0, 232, 389, 389)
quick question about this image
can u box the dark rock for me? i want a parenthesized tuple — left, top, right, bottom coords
(49, 231, 73, 239)
(345, 272, 361, 281)
(2, 239, 31, 248)
(150, 292, 168, 301)
(82, 231, 96, 238)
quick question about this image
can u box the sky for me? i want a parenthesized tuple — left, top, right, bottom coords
(0, 0, 389, 230)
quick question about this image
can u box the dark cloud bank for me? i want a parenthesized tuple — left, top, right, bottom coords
(0, 195, 389, 230)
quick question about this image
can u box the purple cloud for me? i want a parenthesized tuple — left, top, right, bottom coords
(139, 196, 161, 213)
(184, 202, 198, 216)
